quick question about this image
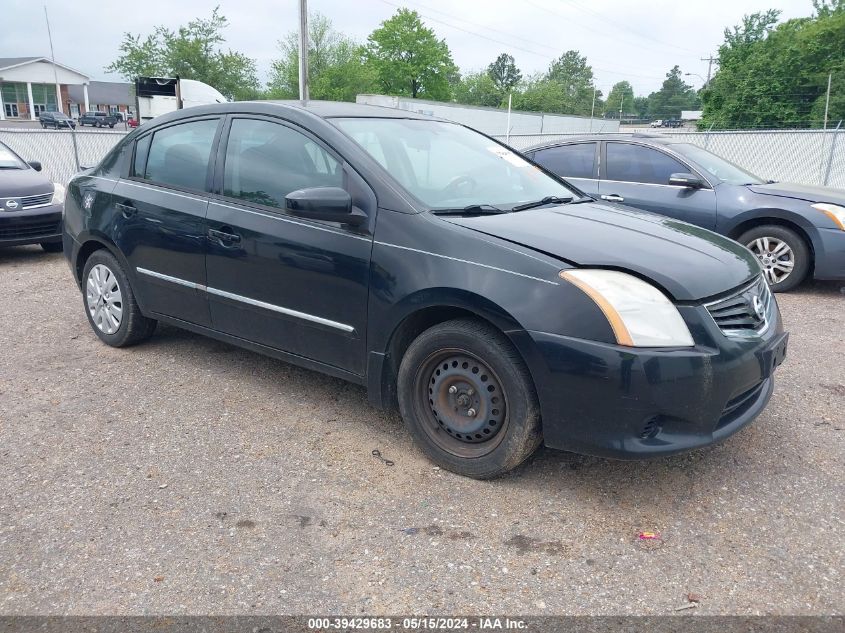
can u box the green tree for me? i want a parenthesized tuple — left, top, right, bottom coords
(486, 53, 522, 94)
(702, 5, 845, 128)
(267, 12, 378, 101)
(647, 65, 700, 119)
(453, 72, 503, 107)
(106, 7, 259, 100)
(604, 81, 635, 118)
(546, 50, 597, 114)
(365, 9, 458, 100)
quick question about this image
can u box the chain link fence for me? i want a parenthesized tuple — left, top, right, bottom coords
(496, 128, 845, 189)
(0, 129, 127, 186)
(2, 126, 843, 190)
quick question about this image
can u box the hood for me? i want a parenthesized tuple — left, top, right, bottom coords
(0, 167, 53, 198)
(446, 202, 760, 301)
(748, 181, 845, 204)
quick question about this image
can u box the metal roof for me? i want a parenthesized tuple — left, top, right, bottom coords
(0, 57, 42, 70)
(67, 81, 133, 105)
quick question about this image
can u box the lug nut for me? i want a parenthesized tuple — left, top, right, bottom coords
(467, 408, 477, 417)
(467, 388, 475, 396)
(448, 386, 457, 394)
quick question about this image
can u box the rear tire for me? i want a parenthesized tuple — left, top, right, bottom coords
(397, 318, 542, 479)
(40, 241, 63, 253)
(739, 225, 810, 292)
(81, 250, 156, 347)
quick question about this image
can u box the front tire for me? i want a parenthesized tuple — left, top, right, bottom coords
(739, 225, 810, 292)
(81, 250, 156, 347)
(397, 319, 542, 479)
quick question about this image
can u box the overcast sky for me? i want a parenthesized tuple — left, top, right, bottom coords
(2, 0, 813, 97)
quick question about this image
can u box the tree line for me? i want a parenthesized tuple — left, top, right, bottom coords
(106, 2, 845, 129)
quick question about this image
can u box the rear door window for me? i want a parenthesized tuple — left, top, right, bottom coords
(605, 142, 688, 185)
(533, 143, 597, 179)
(142, 118, 220, 191)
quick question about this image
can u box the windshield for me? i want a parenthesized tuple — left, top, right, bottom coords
(334, 118, 579, 210)
(0, 143, 26, 169)
(671, 143, 764, 185)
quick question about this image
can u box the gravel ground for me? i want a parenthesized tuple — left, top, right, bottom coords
(0, 245, 842, 616)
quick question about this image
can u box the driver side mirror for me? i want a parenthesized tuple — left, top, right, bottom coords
(285, 187, 366, 227)
(668, 172, 704, 188)
(28, 161, 42, 172)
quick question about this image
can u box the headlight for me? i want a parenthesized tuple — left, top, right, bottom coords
(560, 269, 694, 347)
(811, 203, 845, 230)
(51, 183, 65, 205)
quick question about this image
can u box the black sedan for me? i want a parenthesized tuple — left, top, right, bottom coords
(0, 141, 64, 252)
(62, 102, 787, 478)
(525, 134, 845, 292)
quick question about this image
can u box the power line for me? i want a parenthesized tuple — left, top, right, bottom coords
(560, 0, 702, 56)
(379, 0, 675, 82)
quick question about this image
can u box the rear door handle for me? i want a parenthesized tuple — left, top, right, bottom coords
(208, 227, 242, 245)
(601, 194, 625, 202)
(115, 202, 137, 217)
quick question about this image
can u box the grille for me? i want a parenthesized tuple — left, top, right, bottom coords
(21, 192, 53, 209)
(705, 276, 772, 335)
(0, 220, 61, 240)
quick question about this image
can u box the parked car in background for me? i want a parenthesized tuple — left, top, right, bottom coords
(0, 141, 64, 252)
(39, 111, 76, 129)
(127, 117, 140, 128)
(63, 101, 787, 478)
(663, 118, 683, 128)
(525, 134, 845, 291)
(78, 111, 117, 128)
(650, 120, 663, 128)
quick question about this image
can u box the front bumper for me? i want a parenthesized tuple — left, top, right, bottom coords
(519, 303, 787, 459)
(0, 204, 63, 246)
(812, 227, 845, 281)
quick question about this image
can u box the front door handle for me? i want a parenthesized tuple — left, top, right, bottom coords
(115, 202, 137, 218)
(208, 227, 242, 245)
(601, 194, 625, 202)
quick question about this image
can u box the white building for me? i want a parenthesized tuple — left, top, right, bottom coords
(0, 56, 90, 121)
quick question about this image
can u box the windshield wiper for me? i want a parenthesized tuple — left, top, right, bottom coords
(432, 204, 507, 216)
(511, 195, 573, 212)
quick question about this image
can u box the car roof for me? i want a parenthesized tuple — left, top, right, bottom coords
(525, 133, 685, 152)
(142, 100, 448, 130)
(261, 100, 442, 120)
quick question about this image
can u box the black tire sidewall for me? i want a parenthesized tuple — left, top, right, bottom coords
(81, 251, 146, 347)
(398, 319, 542, 479)
(739, 225, 810, 292)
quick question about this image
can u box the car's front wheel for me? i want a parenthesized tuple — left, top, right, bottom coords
(397, 319, 542, 479)
(81, 250, 156, 347)
(739, 225, 810, 292)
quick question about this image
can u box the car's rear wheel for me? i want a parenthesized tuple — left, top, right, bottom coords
(81, 250, 156, 347)
(739, 225, 810, 292)
(40, 241, 63, 253)
(397, 319, 542, 479)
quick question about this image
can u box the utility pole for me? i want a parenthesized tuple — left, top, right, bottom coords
(701, 54, 715, 87)
(589, 87, 596, 133)
(45, 3, 80, 170)
(823, 72, 832, 130)
(619, 94, 624, 124)
(298, 0, 309, 101)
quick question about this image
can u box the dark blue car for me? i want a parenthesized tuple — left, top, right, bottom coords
(526, 134, 845, 292)
(62, 103, 788, 478)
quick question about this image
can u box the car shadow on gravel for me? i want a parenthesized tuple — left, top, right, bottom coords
(0, 244, 64, 265)
(143, 322, 777, 498)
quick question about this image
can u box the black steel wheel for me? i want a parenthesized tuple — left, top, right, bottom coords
(398, 318, 542, 478)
